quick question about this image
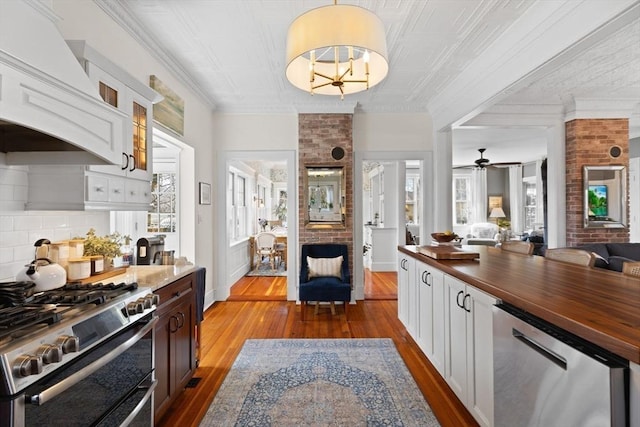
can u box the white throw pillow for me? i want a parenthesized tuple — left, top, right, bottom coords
(307, 256, 343, 279)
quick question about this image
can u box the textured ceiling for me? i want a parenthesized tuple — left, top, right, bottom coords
(98, 0, 539, 113)
(95, 0, 640, 164)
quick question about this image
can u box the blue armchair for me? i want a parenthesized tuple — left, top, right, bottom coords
(299, 244, 351, 320)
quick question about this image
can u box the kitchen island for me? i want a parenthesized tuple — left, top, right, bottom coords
(398, 245, 640, 427)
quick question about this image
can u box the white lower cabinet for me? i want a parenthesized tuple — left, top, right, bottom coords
(444, 274, 496, 427)
(397, 251, 497, 427)
(415, 260, 445, 376)
(397, 252, 415, 332)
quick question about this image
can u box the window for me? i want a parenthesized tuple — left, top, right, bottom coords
(453, 175, 471, 225)
(148, 172, 177, 233)
(405, 175, 420, 224)
(523, 178, 537, 230)
(228, 170, 249, 241)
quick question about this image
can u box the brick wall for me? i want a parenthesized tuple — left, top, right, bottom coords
(298, 114, 354, 274)
(565, 118, 629, 246)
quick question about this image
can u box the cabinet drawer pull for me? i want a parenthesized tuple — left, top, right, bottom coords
(94, 186, 105, 193)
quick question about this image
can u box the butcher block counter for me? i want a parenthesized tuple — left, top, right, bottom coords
(399, 245, 640, 364)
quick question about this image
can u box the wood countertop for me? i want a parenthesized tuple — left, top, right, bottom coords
(399, 245, 640, 363)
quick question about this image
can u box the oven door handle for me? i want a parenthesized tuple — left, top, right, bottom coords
(27, 316, 158, 406)
(120, 378, 157, 426)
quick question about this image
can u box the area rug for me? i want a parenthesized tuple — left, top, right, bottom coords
(246, 259, 286, 277)
(199, 338, 440, 427)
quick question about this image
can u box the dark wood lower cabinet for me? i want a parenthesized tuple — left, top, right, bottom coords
(154, 273, 197, 422)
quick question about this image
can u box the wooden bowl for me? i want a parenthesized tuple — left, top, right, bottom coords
(431, 232, 457, 243)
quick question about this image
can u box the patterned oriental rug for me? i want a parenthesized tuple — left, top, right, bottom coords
(199, 338, 440, 427)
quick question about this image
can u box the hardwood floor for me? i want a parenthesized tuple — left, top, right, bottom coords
(156, 272, 478, 427)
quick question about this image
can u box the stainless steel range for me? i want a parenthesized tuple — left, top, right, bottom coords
(0, 280, 158, 427)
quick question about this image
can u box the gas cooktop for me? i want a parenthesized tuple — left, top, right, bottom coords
(0, 281, 139, 344)
(0, 281, 157, 396)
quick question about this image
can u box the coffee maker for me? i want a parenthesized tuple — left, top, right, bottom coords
(136, 236, 165, 265)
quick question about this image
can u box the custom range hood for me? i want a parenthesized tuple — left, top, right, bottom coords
(0, 0, 126, 165)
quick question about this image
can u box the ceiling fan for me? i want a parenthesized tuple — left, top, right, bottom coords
(454, 148, 521, 169)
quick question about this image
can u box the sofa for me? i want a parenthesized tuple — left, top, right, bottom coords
(575, 243, 640, 272)
(464, 222, 499, 246)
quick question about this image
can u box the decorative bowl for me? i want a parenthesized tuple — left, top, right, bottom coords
(431, 232, 458, 243)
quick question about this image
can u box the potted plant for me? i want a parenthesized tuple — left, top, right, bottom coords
(77, 228, 129, 269)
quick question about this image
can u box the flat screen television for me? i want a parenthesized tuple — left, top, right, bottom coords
(588, 185, 608, 217)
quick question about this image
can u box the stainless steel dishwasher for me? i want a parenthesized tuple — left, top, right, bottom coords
(493, 303, 628, 427)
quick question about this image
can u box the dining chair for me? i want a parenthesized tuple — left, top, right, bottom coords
(254, 232, 277, 269)
(501, 241, 534, 255)
(544, 248, 595, 267)
(271, 227, 287, 268)
(622, 261, 640, 278)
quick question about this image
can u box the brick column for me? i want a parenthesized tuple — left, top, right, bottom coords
(298, 114, 354, 274)
(565, 118, 629, 246)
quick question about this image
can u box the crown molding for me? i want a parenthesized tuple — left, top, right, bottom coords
(564, 98, 640, 121)
(460, 104, 565, 128)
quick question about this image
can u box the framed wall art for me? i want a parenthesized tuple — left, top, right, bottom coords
(199, 182, 211, 205)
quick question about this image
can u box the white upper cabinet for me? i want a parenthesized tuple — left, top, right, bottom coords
(25, 42, 162, 211)
(83, 61, 157, 182)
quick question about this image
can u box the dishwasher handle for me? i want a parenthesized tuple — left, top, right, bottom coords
(512, 328, 567, 370)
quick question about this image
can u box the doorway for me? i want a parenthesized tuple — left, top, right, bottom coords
(216, 151, 297, 302)
(354, 151, 433, 300)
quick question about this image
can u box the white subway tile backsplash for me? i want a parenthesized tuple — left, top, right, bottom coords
(14, 244, 34, 261)
(42, 215, 70, 229)
(14, 215, 44, 231)
(0, 230, 30, 247)
(0, 247, 12, 263)
(0, 210, 110, 280)
(0, 216, 13, 231)
(0, 162, 112, 279)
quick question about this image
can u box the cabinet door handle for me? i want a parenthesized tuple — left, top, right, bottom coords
(421, 271, 431, 286)
(177, 312, 185, 329)
(463, 293, 471, 313)
(121, 152, 129, 170)
(456, 290, 464, 309)
(129, 154, 136, 172)
(169, 315, 179, 333)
